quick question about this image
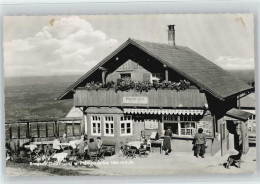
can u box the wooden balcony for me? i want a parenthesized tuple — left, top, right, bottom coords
(74, 87, 207, 108)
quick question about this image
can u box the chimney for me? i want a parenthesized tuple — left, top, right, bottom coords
(168, 25, 175, 46)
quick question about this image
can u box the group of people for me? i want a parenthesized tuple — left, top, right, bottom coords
(153, 126, 207, 157)
(52, 133, 104, 160)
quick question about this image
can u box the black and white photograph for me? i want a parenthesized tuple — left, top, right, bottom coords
(3, 14, 256, 176)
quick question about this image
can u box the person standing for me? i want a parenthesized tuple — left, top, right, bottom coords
(53, 136, 62, 153)
(78, 135, 85, 160)
(60, 133, 69, 143)
(163, 126, 173, 155)
(194, 128, 207, 158)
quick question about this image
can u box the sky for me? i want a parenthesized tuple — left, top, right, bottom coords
(3, 14, 254, 77)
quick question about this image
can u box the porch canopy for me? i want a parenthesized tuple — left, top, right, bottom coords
(123, 108, 204, 115)
(226, 108, 253, 121)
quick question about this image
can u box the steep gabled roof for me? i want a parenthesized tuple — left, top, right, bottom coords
(56, 38, 253, 100)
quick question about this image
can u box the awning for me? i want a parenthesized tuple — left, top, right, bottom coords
(241, 109, 255, 115)
(123, 108, 204, 115)
(226, 108, 253, 121)
(85, 107, 124, 114)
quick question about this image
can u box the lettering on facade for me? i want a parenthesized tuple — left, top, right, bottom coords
(197, 121, 213, 136)
(123, 97, 148, 104)
(145, 119, 159, 129)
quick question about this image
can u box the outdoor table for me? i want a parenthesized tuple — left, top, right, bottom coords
(30, 142, 42, 145)
(57, 143, 71, 149)
(41, 141, 53, 145)
(24, 144, 37, 152)
(69, 139, 81, 149)
(127, 141, 142, 149)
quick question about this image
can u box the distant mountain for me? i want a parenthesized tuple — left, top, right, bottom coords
(4, 75, 82, 87)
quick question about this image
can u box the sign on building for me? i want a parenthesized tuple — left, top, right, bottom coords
(197, 121, 213, 136)
(123, 97, 148, 104)
(145, 119, 159, 129)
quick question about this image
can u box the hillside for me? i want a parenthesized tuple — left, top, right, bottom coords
(4, 76, 81, 123)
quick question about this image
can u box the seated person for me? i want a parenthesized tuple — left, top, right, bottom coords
(96, 137, 103, 149)
(78, 135, 85, 160)
(53, 136, 62, 153)
(37, 145, 45, 155)
(88, 138, 98, 151)
(140, 131, 146, 142)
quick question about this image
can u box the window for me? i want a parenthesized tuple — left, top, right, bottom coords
(120, 73, 131, 79)
(249, 115, 256, 120)
(39, 123, 47, 138)
(19, 123, 28, 138)
(104, 116, 114, 136)
(164, 115, 178, 121)
(58, 122, 66, 136)
(30, 123, 38, 138)
(12, 124, 19, 139)
(66, 124, 73, 136)
(74, 123, 81, 136)
(120, 115, 132, 136)
(5, 125, 10, 140)
(91, 116, 101, 136)
(151, 73, 164, 83)
(180, 122, 196, 136)
(47, 122, 55, 137)
(163, 115, 198, 137)
(179, 115, 197, 136)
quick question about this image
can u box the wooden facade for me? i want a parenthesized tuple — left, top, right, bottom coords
(74, 88, 207, 108)
(5, 118, 82, 143)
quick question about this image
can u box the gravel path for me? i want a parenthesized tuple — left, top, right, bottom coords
(6, 147, 256, 176)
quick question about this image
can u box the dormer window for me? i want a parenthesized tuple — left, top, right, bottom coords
(151, 73, 164, 83)
(120, 73, 131, 79)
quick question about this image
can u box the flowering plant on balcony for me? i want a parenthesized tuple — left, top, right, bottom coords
(84, 77, 190, 92)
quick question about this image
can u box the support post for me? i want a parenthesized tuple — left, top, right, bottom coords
(99, 67, 108, 85)
(163, 65, 169, 81)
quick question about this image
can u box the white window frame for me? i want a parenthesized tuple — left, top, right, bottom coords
(151, 73, 164, 83)
(120, 115, 133, 136)
(91, 116, 101, 136)
(104, 116, 115, 136)
(180, 121, 197, 136)
(163, 115, 197, 137)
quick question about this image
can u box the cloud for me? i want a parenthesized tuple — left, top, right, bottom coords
(214, 56, 254, 70)
(4, 16, 118, 77)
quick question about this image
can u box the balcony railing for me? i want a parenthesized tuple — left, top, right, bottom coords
(74, 88, 207, 108)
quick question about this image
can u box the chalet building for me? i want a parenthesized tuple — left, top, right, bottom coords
(56, 25, 254, 156)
